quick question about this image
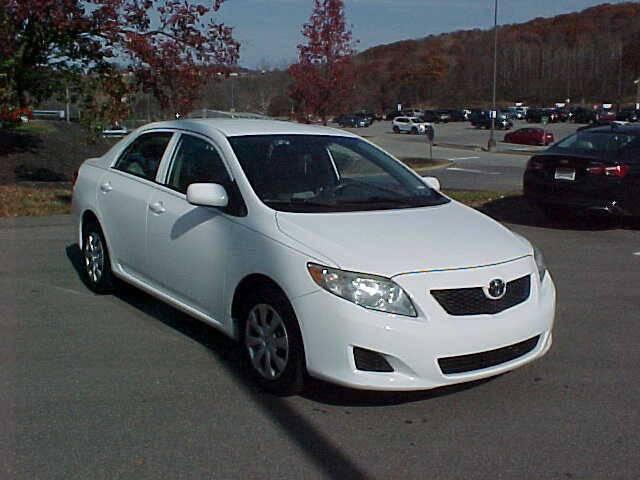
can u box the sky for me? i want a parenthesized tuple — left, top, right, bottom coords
(215, 0, 632, 69)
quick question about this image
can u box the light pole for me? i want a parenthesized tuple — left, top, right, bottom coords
(487, 0, 499, 151)
(229, 72, 239, 111)
(635, 78, 640, 110)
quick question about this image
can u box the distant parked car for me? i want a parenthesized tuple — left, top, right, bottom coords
(447, 109, 468, 122)
(435, 110, 451, 123)
(552, 109, 571, 122)
(334, 114, 369, 128)
(616, 108, 639, 123)
(392, 116, 431, 134)
(354, 111, 376, 124)
(570, 107, 596, 124)
(504, 128, 554, 146)
(420, 110, 440, 123)
(594, 109, 616, 124)
(507, 106, 528, 120)
(471, 113, 513, 130)
(524, 123, 640, 220)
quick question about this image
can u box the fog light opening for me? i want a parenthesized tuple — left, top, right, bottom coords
(353, 347, 394, 373)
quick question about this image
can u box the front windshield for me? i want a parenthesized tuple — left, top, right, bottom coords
(228, 135, 449, 213)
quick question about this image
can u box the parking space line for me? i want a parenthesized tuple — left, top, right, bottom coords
(446, 167, 502, 175)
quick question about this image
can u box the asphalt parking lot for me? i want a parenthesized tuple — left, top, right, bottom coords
(2, 208, 639, 478)
(338, 120, 583, 192)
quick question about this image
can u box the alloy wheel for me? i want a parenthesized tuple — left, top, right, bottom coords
(84, 231, 104, 284)
(245, 304, 290, 380)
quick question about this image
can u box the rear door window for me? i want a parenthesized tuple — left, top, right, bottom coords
(114, 132, 173, 181)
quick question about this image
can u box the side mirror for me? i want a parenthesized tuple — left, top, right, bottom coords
(186, 183, 229, 208)
(422, 176, 441, 191)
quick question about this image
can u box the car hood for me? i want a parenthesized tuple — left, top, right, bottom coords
(275, 201, 531, 277)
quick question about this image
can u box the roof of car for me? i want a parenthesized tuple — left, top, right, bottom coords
(138, 118, 358, 138)
(582, 124, 640, 135)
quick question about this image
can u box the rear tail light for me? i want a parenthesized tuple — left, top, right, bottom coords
(586, 163, 629, 178)
(527, 158, 544, 171)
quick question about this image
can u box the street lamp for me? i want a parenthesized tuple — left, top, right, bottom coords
(635, 78, 640, 110)
(229, 72, 239, 112)
(487, 0, 499, 151)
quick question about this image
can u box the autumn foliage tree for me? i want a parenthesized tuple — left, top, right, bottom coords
(0, 0, 239, 120)
(288, 0, 355, 122)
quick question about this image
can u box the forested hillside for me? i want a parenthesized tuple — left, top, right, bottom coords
(351, 2, 640, 110)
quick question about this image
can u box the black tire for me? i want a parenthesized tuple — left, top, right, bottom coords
(81, 220, 116, 294)
(411, 127, 418, 135)
(392, 126, 400, 133)
(241, 285, 305, 396)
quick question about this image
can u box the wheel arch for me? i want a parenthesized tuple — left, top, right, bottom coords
(230, 273, 297, 340)
(79, 209, 100, 249)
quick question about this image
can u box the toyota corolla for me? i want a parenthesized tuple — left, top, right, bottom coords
(72, 119, 556, 395)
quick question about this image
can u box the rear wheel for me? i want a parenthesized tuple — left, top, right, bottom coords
(82, 220, 115, 294)
(242, 286, 305, 396)
(411, 127, 418, 135)
(392, 126, 400, 133)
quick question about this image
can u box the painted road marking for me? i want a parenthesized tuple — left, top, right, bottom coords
(446, 167, 502, 175)
(448, 156, 480, 161)
(633, 252, 640, 256)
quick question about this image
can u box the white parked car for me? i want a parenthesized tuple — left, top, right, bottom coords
(392, 116, 431, 134)
(72, 119, 555, 395)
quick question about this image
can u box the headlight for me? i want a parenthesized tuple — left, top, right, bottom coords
(533, 245, 547, 281)
(307, 263, 417, 317)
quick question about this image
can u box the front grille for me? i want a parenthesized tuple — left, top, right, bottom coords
(431, 275, 530, 316)
(438, 335, 540, 375)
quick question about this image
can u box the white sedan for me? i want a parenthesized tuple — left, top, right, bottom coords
(72, 119, 555, 395)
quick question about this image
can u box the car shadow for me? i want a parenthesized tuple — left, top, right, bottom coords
(302, 376, 497, 407)
(478, 195, 638, 231)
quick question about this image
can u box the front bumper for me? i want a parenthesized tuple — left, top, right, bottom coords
(293, 257, 556, 391)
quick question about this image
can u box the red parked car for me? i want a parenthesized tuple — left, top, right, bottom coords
(504, 128, 554, 146)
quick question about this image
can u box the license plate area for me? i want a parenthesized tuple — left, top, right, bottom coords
(554, 168, 576, 181)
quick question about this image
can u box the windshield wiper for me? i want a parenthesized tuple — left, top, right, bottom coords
(340, 195, 413, 204)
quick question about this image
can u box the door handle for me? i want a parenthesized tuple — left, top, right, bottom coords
(149, 201, 166, 214)
(99, 181, 113, 193)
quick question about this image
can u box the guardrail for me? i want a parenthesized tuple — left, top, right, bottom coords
(32, 110, 65, 120)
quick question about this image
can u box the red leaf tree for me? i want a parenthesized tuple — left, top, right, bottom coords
(0, 0, 239, 118)
(288, 0, 355, 122)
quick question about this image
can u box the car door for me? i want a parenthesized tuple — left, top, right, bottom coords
(97, 130, 175, 278)
(145, 133, 236, 323)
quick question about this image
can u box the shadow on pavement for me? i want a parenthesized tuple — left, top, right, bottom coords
(302, 376, 496, 407)
(66, 244, 370, 479)
(478, 195, 639, 231)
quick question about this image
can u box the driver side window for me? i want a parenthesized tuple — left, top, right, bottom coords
(166, 134, 230, 194)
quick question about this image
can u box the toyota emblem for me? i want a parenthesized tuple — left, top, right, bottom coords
(485, 279, 507, 300)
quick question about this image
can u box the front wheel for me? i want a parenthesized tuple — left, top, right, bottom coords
(242, 287, 305, 396)
(392, 126, 400, 133)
